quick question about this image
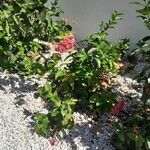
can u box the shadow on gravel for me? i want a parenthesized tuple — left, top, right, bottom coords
(0, 75, 37, 101)
(0, 63, 143, 150)
(47, 105, 113, 150)
(58, 121, 113, 150)
(14, 94, 26, 106)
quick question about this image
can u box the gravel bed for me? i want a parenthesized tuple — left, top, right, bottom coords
(0, 72, 141, 150)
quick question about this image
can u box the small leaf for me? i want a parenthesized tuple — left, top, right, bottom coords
(127, 133, 137, 141)
(147, 139, 150, 149)
(55, 69, 65, 79)
(137, 8, 150, 15)
(50, 92, 61, 107)
(61, 107, 68, 117)
(16, 41, 22, 46)
(44, 82, 52, 93)
(50, 108, 60, 117)
(65, 98, 77, 106)
(89, 94, 100, 104)
(95, 58, 101, 68)
(116, 122, 123, 130)
(127, 133, 144, 144)
(130, 2, 144, 6)
(34, 113, 49, 137)
(0, 31, 5, 38)
(66, 24, 72, 31)
(148, 78, 150, 84)
(62, 113, 74, 129)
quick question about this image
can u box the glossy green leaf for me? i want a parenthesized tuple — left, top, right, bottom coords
(65, 98, 77, 106)
(0, 31, 5, 38)
(34, 113, 49, 137)
(55, 69, 65, 79)
(50, 92, 61, 107)
(137, 8, 150, 15)
(44, 82, 52, 93)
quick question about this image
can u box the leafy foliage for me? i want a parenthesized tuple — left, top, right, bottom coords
(131, 0, 150, 64)
(112, 115, 150, 150)
(34, 113, 49, 137)
(0, 0, 129, 137)
(34, 11, 128, 136)
(131, 0, 150, 29)
(0, 0, 71, 74)
(131, 0, 150, 115)
(112, 1, 150, 149)
(65, 11, 128, 106)
(89, 91, 117, 112)
(35, 82, 76, 136)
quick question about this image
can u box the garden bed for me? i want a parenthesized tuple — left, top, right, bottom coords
(0, 70, 142, 150)
(0, 0, 149, 149)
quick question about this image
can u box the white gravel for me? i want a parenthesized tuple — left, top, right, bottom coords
(0, 72, 141, 150)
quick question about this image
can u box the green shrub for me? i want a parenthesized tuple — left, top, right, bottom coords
(0, 0, 129, 138)
(35, 11, 129, 136)
(0, 0, 71, 74)
(112, 1, 150, 149)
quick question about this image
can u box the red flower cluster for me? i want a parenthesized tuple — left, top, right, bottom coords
(54, 33, 75, 53)
(49, 137, 57, 145)
(118, 61, 129, 69)
(111, 98, 125, 114)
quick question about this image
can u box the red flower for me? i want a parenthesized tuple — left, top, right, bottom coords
(49, 137, 57, 145)
(111, 98, 125, 114)
(118, 61, 129, 69)
(54, 33, 75, 53)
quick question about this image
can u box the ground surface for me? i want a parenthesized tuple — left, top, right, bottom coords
(0, 71, 142, 150)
